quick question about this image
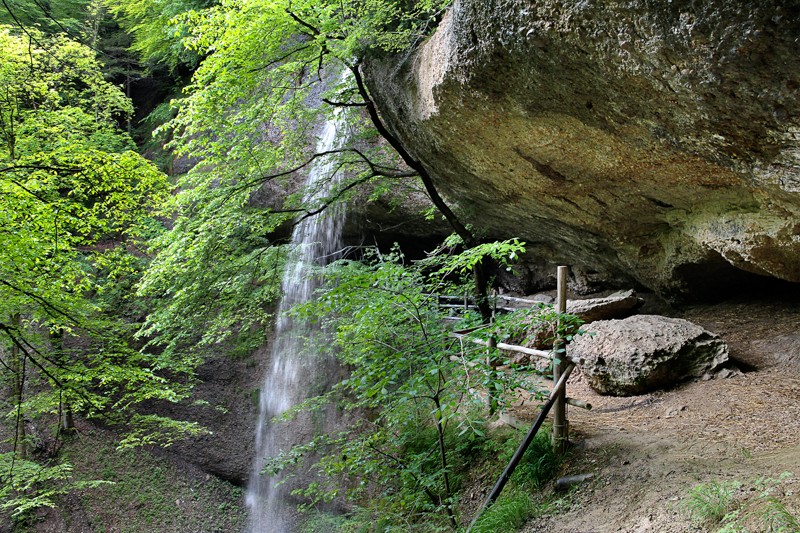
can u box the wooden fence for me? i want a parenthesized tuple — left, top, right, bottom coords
(448, 266, 590, 447)
(451, 266, 592, 530)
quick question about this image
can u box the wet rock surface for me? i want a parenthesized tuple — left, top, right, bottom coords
(151, 350, 265, 485)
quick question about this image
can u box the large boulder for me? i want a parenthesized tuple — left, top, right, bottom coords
(364, 0, 800, 299)
(570, 315, 729, 395)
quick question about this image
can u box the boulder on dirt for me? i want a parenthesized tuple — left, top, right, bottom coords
(566, 289, 644, 323)
(570, 315, 729, 396)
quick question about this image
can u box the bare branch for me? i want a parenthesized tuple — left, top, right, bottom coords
(0, 322, 134, 428)
(286, 10, 344, 40)
(248, 43, 314, 73)
(271, 160, 415, 228)
(220, 147, 414, 208)
(347, 61, 476, 247)
(287, 10, 322, 37)
(0, 164, 80, 175)
(322, 98, 367, 107)
(0, 279, 84, 325)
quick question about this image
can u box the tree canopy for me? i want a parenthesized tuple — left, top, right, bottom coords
(0, 24, 203, 519)
(0, 0, 544, 525)
(102, 0, 216, 75)
(133, 0, 491, 358)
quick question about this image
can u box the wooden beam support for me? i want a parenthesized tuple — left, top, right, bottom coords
(566, 397, 592, 410)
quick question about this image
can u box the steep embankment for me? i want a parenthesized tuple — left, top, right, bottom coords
(364, 0, 800, 299)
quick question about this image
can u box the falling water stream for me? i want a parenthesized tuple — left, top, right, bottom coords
(246, 110, 347, 532)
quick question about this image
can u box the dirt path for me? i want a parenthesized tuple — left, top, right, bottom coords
(522, 292, 800, 532)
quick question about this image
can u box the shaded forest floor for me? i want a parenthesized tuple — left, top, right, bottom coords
(519, 290, 800, 532)
(26, 426, 246, 533)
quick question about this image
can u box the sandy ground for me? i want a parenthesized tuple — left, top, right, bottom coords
(519, 291, 800, 532)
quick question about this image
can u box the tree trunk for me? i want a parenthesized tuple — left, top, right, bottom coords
(351, 62, 494, 323)
(9, 314, 26, 458)
(50, 329, 74, 431)
(61, 402, 75, 432)
(433, 396, 457, 530)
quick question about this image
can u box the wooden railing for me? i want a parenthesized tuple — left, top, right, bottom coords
(448, 266, 590, 434)
(458, 266, 592, 531)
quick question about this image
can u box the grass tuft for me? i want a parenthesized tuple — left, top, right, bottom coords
(683, 480, 741, 526)
(684, 473, 799, 533)
(471, 489, 535, 533)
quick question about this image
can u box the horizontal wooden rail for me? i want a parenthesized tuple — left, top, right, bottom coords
(432, 293, 547, 307)
(438, 303, 518, 313)
(566, 397, 592, 410)
(450, 331, 583, 365)
(495, 294, 549, 307)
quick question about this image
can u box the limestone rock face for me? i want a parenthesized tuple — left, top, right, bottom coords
(364, 0, 800, 298)
(570, 315, 729, 395)
(154, 354, 262, 485)
(566, 289, 644, 323)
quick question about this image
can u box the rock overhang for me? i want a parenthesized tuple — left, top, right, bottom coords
(363, 0, 800, 298)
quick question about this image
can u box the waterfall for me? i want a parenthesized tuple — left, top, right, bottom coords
(246, 110, 347, 532)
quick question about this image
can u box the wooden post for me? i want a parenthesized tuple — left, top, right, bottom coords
(487, 335, 498, 414)
(552, 266, 568, 452)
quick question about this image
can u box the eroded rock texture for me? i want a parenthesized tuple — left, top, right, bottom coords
(570, 315, 729, 395)
(365, 0, 800, 298)
(566, 289, 644, 322)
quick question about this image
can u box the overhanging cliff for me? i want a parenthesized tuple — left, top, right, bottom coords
(364, 0, 800, 297)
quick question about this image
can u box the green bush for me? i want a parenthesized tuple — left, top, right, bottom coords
(267, 242, 580, 530)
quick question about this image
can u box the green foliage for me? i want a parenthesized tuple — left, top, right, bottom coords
(133, 0, 454, 364)
(0, 0, 148, 108)
(500, 428, 563, 490)
(0, 24, 203, 517)
(0, 0, 92, 36)
(280, 255, 495, 526)
(298, 510, 350, 532)
(759, 498, 800, 533)
(102, 0, 215, 75)
(685, 480, 741, 527)
(466, 427, 565, 533)
(478, 304, 584, 345)
(423, 235, 526, 279)
(470, 489, 535, 533)
(262, 243, 582, 528)
(684, 473, 799, 533)
(0, 24, 191, 411)
(135, 183, 285, 363)
(0, 452, 110, 521)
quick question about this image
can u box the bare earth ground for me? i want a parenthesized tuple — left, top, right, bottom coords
(519, 292, 800, 532)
